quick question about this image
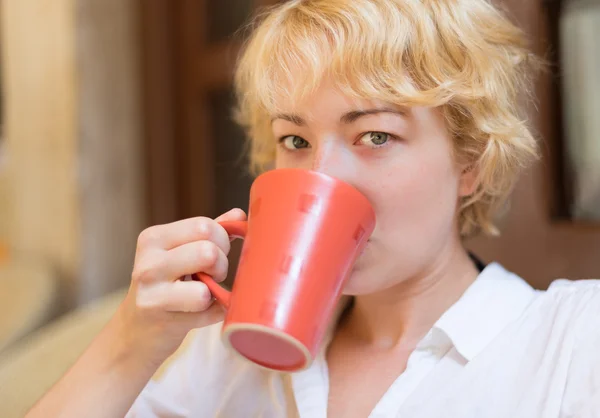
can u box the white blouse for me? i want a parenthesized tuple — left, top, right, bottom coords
(126, 263, 600, 417)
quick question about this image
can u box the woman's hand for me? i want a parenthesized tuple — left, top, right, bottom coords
(25, 208, 247, 418)
(114, 208, 247, 368)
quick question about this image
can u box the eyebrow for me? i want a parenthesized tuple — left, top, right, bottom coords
(271, 107, 406, 126)
(339, 107, 406, 124)
(271, 113, 307, 126)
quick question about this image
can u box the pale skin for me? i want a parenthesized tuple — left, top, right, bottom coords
(27, 83, 479, 418)
(272, 83, 479, 417)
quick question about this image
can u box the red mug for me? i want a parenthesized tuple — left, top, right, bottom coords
(195, 168, 375, 372)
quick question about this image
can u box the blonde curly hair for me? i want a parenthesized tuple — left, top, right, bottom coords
(233, 0, 541, 236)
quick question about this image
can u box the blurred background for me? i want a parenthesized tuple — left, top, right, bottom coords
(0, 0, 598, 416)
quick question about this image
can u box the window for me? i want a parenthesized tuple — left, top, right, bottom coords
(559, 0, 600, 221)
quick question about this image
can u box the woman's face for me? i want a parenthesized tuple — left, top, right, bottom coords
(272, 83, 475, 295)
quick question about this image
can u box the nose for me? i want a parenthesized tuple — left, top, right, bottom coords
(310, 139, 357, 184)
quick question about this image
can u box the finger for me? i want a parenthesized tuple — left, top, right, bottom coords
(216, 208, 248, 242)
(138, 216, 233, 253)
(133, 240, 228, 284)
(165, 240, 229, 282)
(179, 303, 226, 329)
(138, 280, 215, 313)
(215, 208, 247, 223)
(165, 280, 215, 312)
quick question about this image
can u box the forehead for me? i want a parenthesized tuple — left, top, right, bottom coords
(268, 77, 405, 119)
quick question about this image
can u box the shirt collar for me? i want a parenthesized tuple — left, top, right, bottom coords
(433, 262, 538, 361)
(322, 263, 538, 362)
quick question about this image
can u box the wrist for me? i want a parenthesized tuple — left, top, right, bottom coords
(99, 305, 164, 377)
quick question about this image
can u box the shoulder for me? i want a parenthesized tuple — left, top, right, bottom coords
(485, 264, 600, 352)
(537, 279, 600, 372)
(543, 278, 600, 320)
(522, 277, 600, 336)
(540, 279, 600, 410)
(546, 277, 600, 294)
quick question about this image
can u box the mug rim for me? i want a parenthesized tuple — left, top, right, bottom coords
(222, 322, 313, 373)
(253, 168, 374, 217)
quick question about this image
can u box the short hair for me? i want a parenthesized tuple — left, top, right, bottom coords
(233, 0, 542, 236)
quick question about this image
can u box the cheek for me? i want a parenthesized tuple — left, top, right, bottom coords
(367, 153, 461, 237)
(274, 153, 284, 169)
(274, 150, 288, 169)
(275, 149, 312, 170)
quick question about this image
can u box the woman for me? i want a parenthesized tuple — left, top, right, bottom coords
(28, 0, 600, 417)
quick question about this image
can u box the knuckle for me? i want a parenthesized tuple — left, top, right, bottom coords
(197, 241, 219, 266)
(131, 266, 151, 284)
(194, 217, 213, 239)
(214, 252, 229, 279)
(215, 226, 232, 254)
(134, 288, 160, 311)
(137, 226, 160, 248)
(191, 286, 212, 311)
(132, 258, 165, 283)
(195, 218, 230, 253)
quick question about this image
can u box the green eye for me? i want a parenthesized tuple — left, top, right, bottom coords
(359, 132, 390, 147)
(281, 135, 310, 150)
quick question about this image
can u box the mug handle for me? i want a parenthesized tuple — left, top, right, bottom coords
(193, 220, 248, 309)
